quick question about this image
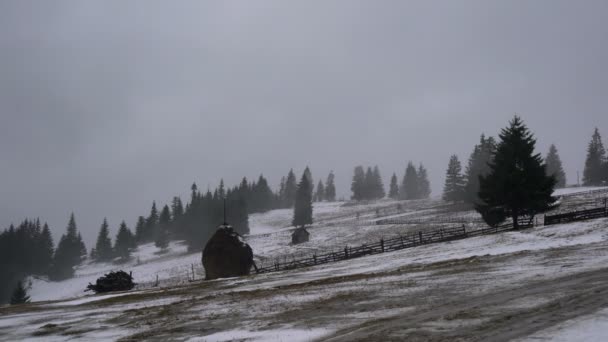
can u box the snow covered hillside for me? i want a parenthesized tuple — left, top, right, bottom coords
(2, 186, 607, 341)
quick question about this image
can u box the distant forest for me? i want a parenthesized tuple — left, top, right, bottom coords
(2, 124, 607, 303)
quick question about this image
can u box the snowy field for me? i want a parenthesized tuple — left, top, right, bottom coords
(2, 186, 608, 341)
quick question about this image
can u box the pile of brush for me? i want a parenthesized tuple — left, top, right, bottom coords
(85, 270, 135, 294)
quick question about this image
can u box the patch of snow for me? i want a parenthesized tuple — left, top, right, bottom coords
(519, 308, 608, 342)
(188, 327, 332, 342)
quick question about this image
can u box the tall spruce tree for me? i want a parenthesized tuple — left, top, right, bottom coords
(39, 223, 54, 275)
(583, 128, 606, 186)
(545, 144, 567, 188)
(303, 166, 314, 197)
(372, 166, 385, 199)
(155, 205, 171, 251)
(388, 173, 400, 199)
(93, 218, 113, 262)
(51, 213, 86, 280)
(134, 216, 146, 243)
(351, 166, 366, 201)
(401, 162, 419, 200)
(315, 180, 325, 202)
(417, 164, 431, 199)
(143, 202, 159, 242)
(10, 280, 30, 305)
(293, 172, 313, 228)
(364, 167, 374, 199)
(477, 116, 556, 229)
(443, 155, 466, 202)
(464, 135, 497, 205)
(114, 221, 135, 261)
(284, 169, 298, 208)
(325, 171, 336, 202)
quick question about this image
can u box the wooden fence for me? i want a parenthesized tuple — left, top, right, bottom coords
(544, 206, 608, 225)
(255, 220, 532, 274)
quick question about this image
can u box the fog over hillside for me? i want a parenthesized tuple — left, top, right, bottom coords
(1, 0, 608, 245)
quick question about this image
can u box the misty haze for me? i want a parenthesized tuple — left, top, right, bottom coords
(1, 1, 608, 341)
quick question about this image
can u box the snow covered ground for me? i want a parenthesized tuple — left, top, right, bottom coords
(2, 186, 608, 341)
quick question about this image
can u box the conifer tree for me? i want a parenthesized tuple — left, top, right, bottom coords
(39, 223, 54, 275)
(325, 171, 336, 202)
(364, 167, 374, 199)
(464, 135, 497, 205)
(545, 144, 567, 188)
(401, 162, 419, 200)
(388, 173, 400, 199)
(583, 128, 606, 186)
(443, 155, 466, 202)
(417, 164, 431, 199)
(278, 176, 287, 206)
(143, 202, 159, 242)
(477, 116, 556, 229)
(372, 166, 385, 199)
(134, 216, 146, 243)
(284, 169, 298, 208)
(10, 280, 30, 305)
(293, 172, 313, 228)
(155, 205, 171, 251)
(351, 166, 366, 201)
(94, 218, 113, 262)
(315, 180, 325, 202)
(51, 213, 85, 280)
(114, 221, 135, 261)
(303, 166, 314, 197)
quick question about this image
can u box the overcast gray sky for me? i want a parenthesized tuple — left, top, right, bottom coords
(1, 0, 607, 246)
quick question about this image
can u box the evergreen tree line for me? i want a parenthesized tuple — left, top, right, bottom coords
(351, 166, 385, 201)
(90, 219, 137, 262)
(0, 214, 89, 303)
(386, 162, 431, 201)
(278, 167, 336, 206)
(583, 128, 608, 186)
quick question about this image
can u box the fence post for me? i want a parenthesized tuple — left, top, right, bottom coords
(344, 246, 349, 259)
(313, 254, 317, 265)
(380, 239, 385, 252)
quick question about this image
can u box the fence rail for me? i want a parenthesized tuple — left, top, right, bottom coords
(544, 206, 608, 225)
(255, 220, 532, 274)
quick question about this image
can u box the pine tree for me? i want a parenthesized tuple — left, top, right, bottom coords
(134, 216, 146, 243)
(315, 180, 325, 202)
(477, 116, 556, 229)
(39, 223, 54, 275)
(401, 162, 419, 200)
(583, 128, 606, 186)
(388, 173, 400, 199)
(10, 280, 30, 305)
(443, 155, 466, 202)
(293, 172, 313, 228)
(50, 213, 85, 280)
(303, 166, 314, 197)
(94, 218, 113, 262)
(351, 166, 366, 201)
(144, 202, 159, 242)
(284, 169, 298, 208)
(372, 166, 385, 199)
(114, 221, 134, 260)
(364, 167, 374, 200)
(545, 144, 567, 188)
(417, 164, 431, 199)
(325, 171, 336, 202)
(155, 205, 171, 251)
(464, 135, 497, 205)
